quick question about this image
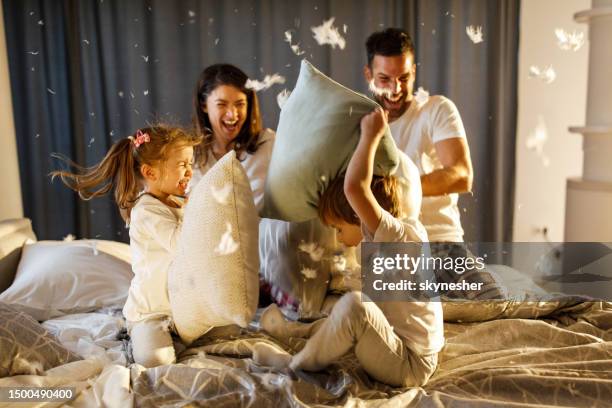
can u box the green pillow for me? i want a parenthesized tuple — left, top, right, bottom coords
(261, 60, 399, 222)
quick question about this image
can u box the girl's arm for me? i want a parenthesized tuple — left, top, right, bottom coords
(344, 108, 387, 235)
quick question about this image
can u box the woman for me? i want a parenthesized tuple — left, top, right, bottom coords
(191, 63, 274, 210)
(190, 63, 340, 317)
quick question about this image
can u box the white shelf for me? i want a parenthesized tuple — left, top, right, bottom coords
(567, 177, 612, 192)
(574, 6, 612, 23)
(569, 126, 612, 135)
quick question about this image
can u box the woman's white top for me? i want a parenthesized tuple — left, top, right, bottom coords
(190, 129, 276, 212)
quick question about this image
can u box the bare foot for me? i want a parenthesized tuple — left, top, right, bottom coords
(260, 304, 288, 340)
(252, 342, 292, 370)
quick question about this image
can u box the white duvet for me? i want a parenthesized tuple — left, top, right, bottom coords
(0, 311, 132, 407)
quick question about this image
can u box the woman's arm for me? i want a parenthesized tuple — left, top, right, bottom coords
(344, 108, 387, 235)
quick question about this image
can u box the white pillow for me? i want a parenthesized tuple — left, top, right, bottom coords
(169, 151, 260, 344)
(0, 240, 133, 321)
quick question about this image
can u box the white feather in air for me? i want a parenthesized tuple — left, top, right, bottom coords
(311, 18, 346, 50)
(298, 241, 325, 262)
(215, 222, 239, 255)
(245, 74, 286, 92)
(555, 29, 584, 51)
(211, 183, 233, 205)
(466, 25, 484, 44)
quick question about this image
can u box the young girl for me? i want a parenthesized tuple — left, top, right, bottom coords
(253, 109, 444, 387)
(52, 125, 202, 368)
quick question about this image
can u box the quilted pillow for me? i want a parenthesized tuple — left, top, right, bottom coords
(0, 302, 81, 377)
(169, 151, 260, 344)
(0, 240, 133, 321)
(261, 59, 399, 222)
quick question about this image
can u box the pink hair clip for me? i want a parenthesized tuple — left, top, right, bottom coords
(131, 130, 150, 148)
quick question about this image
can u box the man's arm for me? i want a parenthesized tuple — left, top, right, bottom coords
(420, 137, 473, 197)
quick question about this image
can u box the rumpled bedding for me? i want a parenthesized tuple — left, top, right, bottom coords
(1, 299, 610, 407)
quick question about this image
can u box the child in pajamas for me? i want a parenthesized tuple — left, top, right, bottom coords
(52, 125, 202, 367)
(254, 108, 444, 387)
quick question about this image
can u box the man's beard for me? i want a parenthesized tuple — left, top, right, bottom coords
(376, 93, 409, 120)
(367, 80, 411, 120)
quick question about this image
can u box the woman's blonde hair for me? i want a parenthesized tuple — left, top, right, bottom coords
(50, 124, 202, 221)
(318, 174, 402, 226)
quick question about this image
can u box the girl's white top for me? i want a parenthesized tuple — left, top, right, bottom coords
(123, 194, 183, 323)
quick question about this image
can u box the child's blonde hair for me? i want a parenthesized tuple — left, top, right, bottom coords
(51, 124, 202, 221)
(318, 174, 402, 226)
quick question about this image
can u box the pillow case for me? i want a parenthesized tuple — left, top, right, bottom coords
(0, 240, 133, 321)
(259, 218, 335, 319)
(169, 151, 260, 344)
(0, 302, 81, 377)
(261, 59, 399, 222)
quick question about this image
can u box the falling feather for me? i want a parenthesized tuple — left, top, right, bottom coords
(298, 241, 325, 262)
(466, 25, 484, 44)
(529, 65, 556, 84)
(276, 89, 291, 109)
(215, 222, 239, 255)
(368, 79, 393, 99)
(414, 87, 430, 104)
(332, 255, 347, 273)
(211, 183, 233, 205)
(245, 74, 286, 91)
(526, 116, 551, 167)
(301, 267, 318, 279)
(311, 18, 346, 49)
(284, 30, 306, 56)
(555, 29, 584, 51)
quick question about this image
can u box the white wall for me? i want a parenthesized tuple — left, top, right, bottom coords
(513, 0, 590, 241)
(0, 0, 24, 220)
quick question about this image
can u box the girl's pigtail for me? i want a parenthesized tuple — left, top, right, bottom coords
(50, 138, 141, 221)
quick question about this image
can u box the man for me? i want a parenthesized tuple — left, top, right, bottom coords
(363, 28, 504, 301)
(364, 27, 472, 243)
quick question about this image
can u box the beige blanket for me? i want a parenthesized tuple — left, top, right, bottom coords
(129, 299, 612, 407)
(3, 299, 608, 406)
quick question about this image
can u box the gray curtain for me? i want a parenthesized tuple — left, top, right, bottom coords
(3, 0, 519, 242)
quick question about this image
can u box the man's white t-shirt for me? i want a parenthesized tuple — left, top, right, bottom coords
(389, 95, 467, 242)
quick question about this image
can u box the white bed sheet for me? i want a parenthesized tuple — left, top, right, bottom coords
(0, 310, 131, 407)
(42, 310, 127, 366)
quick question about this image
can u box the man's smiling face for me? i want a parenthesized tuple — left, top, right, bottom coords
(365, 53, 416, 122)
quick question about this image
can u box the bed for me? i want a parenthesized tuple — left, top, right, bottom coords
(0, 218, 611, 407)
